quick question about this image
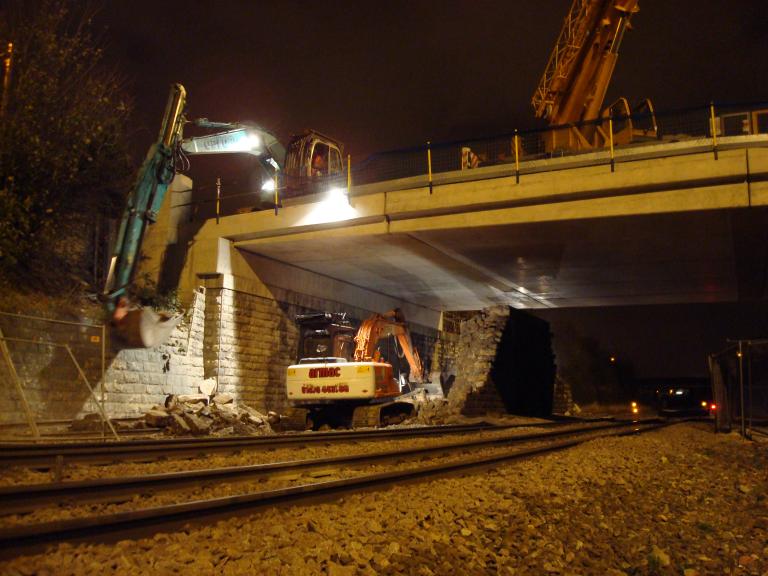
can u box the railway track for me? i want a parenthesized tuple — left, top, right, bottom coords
(0, 418, 668, 556)
(0, 419, 603, 468)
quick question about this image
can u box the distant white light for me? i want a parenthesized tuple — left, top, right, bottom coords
(261, 179, 276, 192)
(674, 389, 684, 396)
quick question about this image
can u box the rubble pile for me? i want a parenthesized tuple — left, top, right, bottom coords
(142, 393, 277, 436)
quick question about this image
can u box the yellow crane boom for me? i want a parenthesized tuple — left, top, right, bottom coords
(532, 0, 654, 151)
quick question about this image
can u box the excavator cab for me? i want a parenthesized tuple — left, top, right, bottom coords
(283, 131, 345, 193)
(295, 312, 356, 363)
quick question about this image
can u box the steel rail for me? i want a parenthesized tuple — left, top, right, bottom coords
(0, 420, 638, 514)
(0, 420, 668, 555)
(0, 420, 604, 468)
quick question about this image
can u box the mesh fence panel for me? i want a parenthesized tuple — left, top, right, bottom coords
(709, 341, 768, 434)
(0, 313, 105, 424)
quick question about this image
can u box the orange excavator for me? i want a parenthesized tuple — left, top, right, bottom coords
(285, 309, 429, 428)
(531, 0, 657, 152)
(353, 309, 424, 386)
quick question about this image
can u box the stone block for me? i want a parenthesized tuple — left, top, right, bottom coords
(183, 412, 213, 435)
(145, 408, 170, 427)
(170, 413, 191, 434)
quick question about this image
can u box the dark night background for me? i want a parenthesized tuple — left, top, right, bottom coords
(94, 1, 768, 158)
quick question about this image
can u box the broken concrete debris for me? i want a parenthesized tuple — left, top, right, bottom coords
(141, 393, 275, 436)
(69, 392, 282, 436)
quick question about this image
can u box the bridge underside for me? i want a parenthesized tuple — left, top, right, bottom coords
(237, 207, 768, 310)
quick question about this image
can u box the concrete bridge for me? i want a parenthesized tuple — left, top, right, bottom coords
(152, 134, 768, 330)
(7, 135, 768, 424)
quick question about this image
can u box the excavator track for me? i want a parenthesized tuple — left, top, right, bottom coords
(351, 405, 383, 428)
(278, 408, 311, 431)
(352, 402, 415, 428)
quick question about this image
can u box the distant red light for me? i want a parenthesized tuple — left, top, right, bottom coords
(710, 403, 717, 411)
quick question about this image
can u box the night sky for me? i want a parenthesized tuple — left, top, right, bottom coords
(95, 1, 768, 159)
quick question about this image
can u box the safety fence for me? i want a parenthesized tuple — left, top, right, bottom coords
(347, 100, 768, 185)
(709, 339, 768, 437)
(182, 100, 768, 220)
(0, 312, 113, 440)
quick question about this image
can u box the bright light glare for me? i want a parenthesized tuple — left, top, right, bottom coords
(243, 133, 261, 151)
(297, 187, 357, 226)
(674, 389, 684, 396)
(701, 401, 708, 407)
(261, 179, 276, 192)
(632, 407, 638, 414)
(710, 403, 717, 411)
(327, 187, 348, 203)
(631, 401, 637, 408)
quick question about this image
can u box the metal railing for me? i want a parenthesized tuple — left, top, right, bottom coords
(179, 100, 768, 221)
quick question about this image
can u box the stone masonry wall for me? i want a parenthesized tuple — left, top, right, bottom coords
(102, 288, 207, 417)
(202, 287, 300, 414)
(552, 376, 574, 415)
(446, 306, 511, 416)
(444, 305, 556, 418)
(0, 284, 442, 424)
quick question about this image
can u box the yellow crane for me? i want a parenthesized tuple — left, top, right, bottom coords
(532, 0, 657, 151)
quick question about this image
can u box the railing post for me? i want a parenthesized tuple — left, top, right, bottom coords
(101, 323, 106, 441)
(215, 176, 221, 224)
(1, 42, 13, 119)
(608, 114, 615, 172)
(273, 173, 279, 216)
(710, 101, 719, 160)
(427, 141, 433, 194)
(737, 341, 746, 438)
(347, 154, 352, 196)
(514, 130, 520, 184)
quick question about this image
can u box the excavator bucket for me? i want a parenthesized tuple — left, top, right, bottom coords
(115, 308, 182, 348)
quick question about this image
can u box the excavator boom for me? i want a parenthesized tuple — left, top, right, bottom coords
(353, 309, 424, 384)
(181, 122, 286, 176)
(103, 83, 187, 347)
(104, 84, 345, 348)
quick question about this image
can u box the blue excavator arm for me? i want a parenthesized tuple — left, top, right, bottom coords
(102, 83, 187, 347)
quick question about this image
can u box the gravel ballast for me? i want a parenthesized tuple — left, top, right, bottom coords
(1, 422, 766, 575)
